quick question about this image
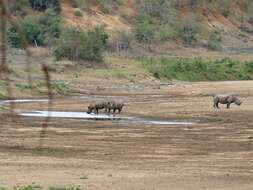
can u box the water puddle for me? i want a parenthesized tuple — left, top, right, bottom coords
(18, 110, 194, 125)
(2, 99, 194, 125)
(18, 111, 126, 120)
(1, 99, 49, 104)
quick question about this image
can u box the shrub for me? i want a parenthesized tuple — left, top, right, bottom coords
(140, 0, 165, 18)
(74, 10, 83, 17)
(8, 0, 29, 16)
(15, 83, 33, 90)
(54, 27, 108, 61)
(69, 0, 79, 8)
(134, 0, 179, 43)
(97, 0, 112, 13)
(219, 0, 231, 17)
(208, 31, 222, 51)
(115, 0, 124, 5)
(7, 26, 23, 48)
(177, 16, 199, 44)
(135, 18, 156, 42)
(29, 0, 61, 13)
(7, 9, 60, 47)
(154, 25, 177, 41)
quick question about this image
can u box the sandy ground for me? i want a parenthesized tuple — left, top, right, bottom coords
(0, 81, 253, 189)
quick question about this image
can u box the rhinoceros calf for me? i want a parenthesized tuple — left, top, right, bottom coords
(106, 101, 124, 114)
(87, 101, 107, 114)
(213, 94, 242, 109)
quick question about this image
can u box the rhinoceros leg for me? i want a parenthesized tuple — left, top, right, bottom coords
(216, 102, 219, 109)
(227, 103, 231, 109)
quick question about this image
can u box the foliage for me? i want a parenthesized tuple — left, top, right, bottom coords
(135, 0, 178, 42)
(95, 0, 124, 13)
(69, 0, 79, 8)
(50, 81, 70, 94)
(54, 27, 108, 61)
(8, 0, 29, 16)
(7, 26, 23, 48)
(142, 57, 253, 81)
(49, 187, 80, 190)
(15, 83, 33, 90)
(7, 9, 60, 47)
(135, 17, 156, 42)
(28, 0, 61, 13)
(219, 0, 231, 17)
(208, 31, 222, 51)
(177, 16, 199, 44)
(0, 185, 80, 190)
(16, 185, 42, 190)
(74, 10, 83, 17)
(135, 1, 200, 44)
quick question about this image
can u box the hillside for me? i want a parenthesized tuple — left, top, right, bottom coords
(58, 0, 253, 57)
(1, 0, 253, 99)
(5, 0, 253, 55)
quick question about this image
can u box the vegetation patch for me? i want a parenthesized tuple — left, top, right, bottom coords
(79, 175, 88, 180)
(14, 81, 71, 95)
(15, 83, 33, 90)
(7, 9, 60, 48)
(208, 31, 222, 51)
(28, 0, 61, 13)
(142, 57, 253, 81)
(0, 185, 80, 190)
(0, 92, 7, 100)
(134, 1, 200, 44)
(8, 0, 30, 16)
(73, 10, 83, 17)
(36, 81, 70, 95)
(54, 27, 108, 62)
(49, 187, 80, 190)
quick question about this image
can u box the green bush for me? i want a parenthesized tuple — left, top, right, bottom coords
(54, 27, 108, 61)
(7, 26, 23, 48)
(15, 83, 33, 90)
(7, 9, 60, 47)
(219, 0, 231, 17)
(97, 0, 112, 13)
(115, 0, 124, 5)
(29, 0, 61, 13)
(74, 10, 83, 17)
(134, 0, 178, 43)
(177, 17, 199, 44)
(208, 31, 222, 51)
(135, 18, 156, 42)
(155, 25, 177, 41)
(8, 0, 29, 16)
(69, 0, 79, 8)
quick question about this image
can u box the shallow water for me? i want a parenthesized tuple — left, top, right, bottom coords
(1, 99, 49, 104)
(2, 99, 194, 125)
(18, 110, 194, 125)
(18, 111, 127, 120)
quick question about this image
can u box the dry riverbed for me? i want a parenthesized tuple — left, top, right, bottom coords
(0, 81, 253, 189)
